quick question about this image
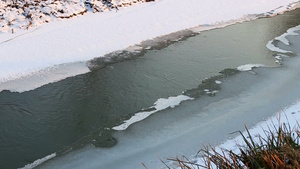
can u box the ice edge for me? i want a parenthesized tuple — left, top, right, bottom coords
(112, 95, 194, 131)
(19, 153, 56, 169)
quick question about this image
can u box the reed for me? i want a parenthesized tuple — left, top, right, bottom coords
(166, 120, 300, 169)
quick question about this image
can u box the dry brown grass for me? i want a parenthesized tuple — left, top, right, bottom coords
(164, 121, 300, 169)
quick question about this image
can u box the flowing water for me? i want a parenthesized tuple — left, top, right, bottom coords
(1, 9, 300, 169)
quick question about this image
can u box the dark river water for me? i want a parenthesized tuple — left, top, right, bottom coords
(1, 8, 300, 169)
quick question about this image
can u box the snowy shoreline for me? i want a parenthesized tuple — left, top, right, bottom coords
(178, 100, 300, 169)
(1, 0, 300, 92)
(0, 0, 152, 33)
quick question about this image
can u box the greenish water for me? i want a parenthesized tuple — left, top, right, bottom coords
(1, 8, 300, 169)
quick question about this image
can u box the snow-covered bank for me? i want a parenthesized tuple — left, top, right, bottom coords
(1, 0, 300, 92)
(227, 101, 300, 154)
(180, 100, 300, 169)
(0, 0, 150, 33)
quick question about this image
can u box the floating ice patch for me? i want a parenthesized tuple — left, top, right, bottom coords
(19, 153, 56, 169)
(207, 90, 219, 95)
(266, 41, 293, 53)
(203, 89, 219, 95)
(274, 53, 289, 65)
(266, 25, 300, 53)
(112, 95, 193, 131)
(274, 55, 283, 61)
(126, 45, 143, 53)
(237, 64, 266, 71)
(274, 25, 300, 45)
(215, 80, 222, 84)
(276, 53, 290, 58)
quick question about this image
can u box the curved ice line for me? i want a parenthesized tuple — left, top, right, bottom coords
(112, 95, 193, 131)
(266, 25, 300, 53)
(19, 153, 56, 169)
(237, 64, 266, 71)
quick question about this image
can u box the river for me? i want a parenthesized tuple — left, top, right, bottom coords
(1, 8, 300, 169)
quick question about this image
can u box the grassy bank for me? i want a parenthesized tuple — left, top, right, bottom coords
(166, 120, 300, 169)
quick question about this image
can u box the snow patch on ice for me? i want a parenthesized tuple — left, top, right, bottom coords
(237, 64, 266, 71)
(112, 95, 193, 131)
(275, 25, 300, 45)
(19, 153, 56, 169)
(215, 80, 222, 84)
(266, 41, 293, 53)
(267, 25, 300, 53)
(187, 100, 300, 169)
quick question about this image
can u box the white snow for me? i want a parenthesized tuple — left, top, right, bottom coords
(112, 95, 193, 131)
(0, 0, 144, 33)
(190, 100, 300, 169)
(266, 25, 300, 53)
(215, 80, 222, 84)
(19, 153, 56, 169)
(226, 101, 300, 151)
(275, 25, 300, 45)
(1, 0, 300, 92)
(237, 64, 266, 71)
(266, 41, 293, 53)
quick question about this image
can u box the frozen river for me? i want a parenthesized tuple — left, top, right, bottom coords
(1, 8, 300, 169)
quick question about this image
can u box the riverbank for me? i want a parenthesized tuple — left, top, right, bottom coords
(0, 0, 150, 33)
(1, 0, 300, 92)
